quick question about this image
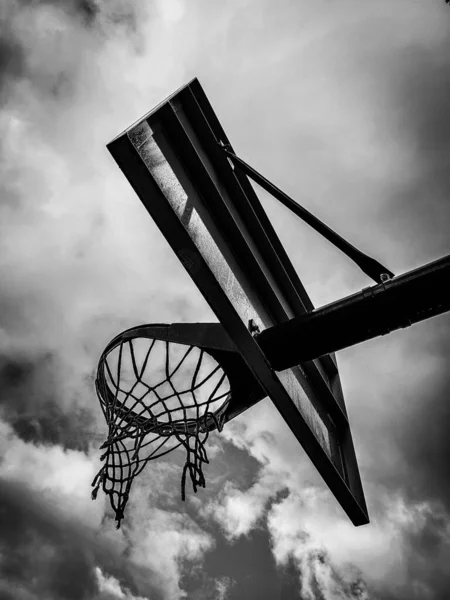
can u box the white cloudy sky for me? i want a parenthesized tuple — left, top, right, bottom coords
(1, 1, 450, 599)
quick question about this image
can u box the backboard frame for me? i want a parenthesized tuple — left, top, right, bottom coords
(107, 78, 369, 526)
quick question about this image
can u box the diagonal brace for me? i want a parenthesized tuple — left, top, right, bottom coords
(221, 145, 394, 285)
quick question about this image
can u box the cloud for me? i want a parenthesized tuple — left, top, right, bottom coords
(200, 480, 269, 540)
(331, 5, 450, 528)
(267, 490, 450, 600)
(0, 477, 101, 600)
(0, 420, 217, 599)
(0, 0, 209, 455)
(0, 1, 218, 598)
(95, 567, 149, 600)
(124, 497, 215, 599)
(0, 419, 103, 518)
(204, 390, 450, 598)
(214, 576, 234, 600)
(2, 0, 450, 598)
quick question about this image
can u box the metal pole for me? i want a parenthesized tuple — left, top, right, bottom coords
(222, 146, 394, 284)
(256, 254, 450, 371)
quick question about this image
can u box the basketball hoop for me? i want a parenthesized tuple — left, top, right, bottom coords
(91, 324, 265, 527)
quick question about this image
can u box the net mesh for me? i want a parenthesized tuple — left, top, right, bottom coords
(91, 335, 231, 527)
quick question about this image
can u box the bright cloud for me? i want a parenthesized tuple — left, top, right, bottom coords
(95, 567, 149, 600)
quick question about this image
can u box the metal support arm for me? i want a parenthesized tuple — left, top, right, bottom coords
(222, 145, 394, 284)
(256, 254, 450, 370)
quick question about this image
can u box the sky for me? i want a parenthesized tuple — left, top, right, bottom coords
(1, 0, 450, 599)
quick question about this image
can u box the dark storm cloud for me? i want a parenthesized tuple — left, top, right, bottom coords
(0, 478, 163, 600)
(402, 507, 450, 600)
(0, 479, 98, 600)
(0, 0, 147, 447)
(273, 543, 369, 600)
(394, 321, 450, 508)
(3, 0, 138, 31)
(47, 0, 141, 34)
(381, 38, 450, 261)
(0, 1, 151, 592)
(0, 29, 26, 101)
(56, 0, 138, 30)
(0, 0, 142, 105)
(64, 0, 100, 25)
(372, 35, 450, 511)
(0, 348, 100, 451)
(334, 24, 450, 598)
(307, 552, 368, 600)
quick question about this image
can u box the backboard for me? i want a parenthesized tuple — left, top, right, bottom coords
(107, 78, 369, 526)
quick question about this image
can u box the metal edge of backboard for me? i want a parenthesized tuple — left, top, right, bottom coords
(151, 105, 296, 327)
(186, 78, 315, 312)
(144, 116, 297, 349)
(166, 82, 368, 513)
(150, 88, 352, 431)
(182, 80, 314, 313)
(109, 77, 341, 411)
(108, 78, 199, 145)
(106, 133, 269, 422)
(174, 83, 351, 418)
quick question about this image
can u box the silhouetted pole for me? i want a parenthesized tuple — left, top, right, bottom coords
(256, 254, 450, 371)
(222, 146, 394, 284)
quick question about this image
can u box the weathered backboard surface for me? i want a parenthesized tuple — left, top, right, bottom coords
(107, 78, 369, 526)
